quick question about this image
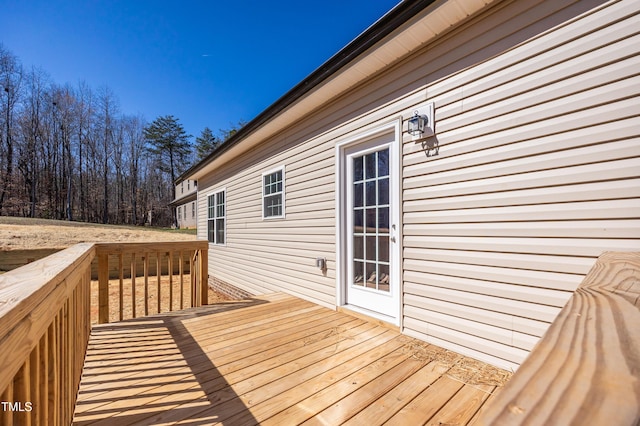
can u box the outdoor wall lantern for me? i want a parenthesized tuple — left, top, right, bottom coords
(408, 111, 427, 135)
(407, 103, 435, 140)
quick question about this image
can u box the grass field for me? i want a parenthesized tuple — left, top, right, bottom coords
(0, 216, 197, 251)
(0, 216, 233, 310)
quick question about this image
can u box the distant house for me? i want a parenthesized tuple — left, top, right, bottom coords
(170, 178, 197, 229)
(181, 0, 640, 370)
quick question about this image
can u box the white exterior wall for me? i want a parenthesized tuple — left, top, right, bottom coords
(197, 0, 640, 369)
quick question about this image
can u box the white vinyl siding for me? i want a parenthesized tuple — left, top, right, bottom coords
(399, 0, 640, 370)
(197, 135, 337, 307)
(194, 0, 640, 370)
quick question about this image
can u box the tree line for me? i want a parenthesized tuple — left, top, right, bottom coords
(0, 44, 240, 227)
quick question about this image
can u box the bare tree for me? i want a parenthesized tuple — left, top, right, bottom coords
(74, 81, 94, 222)
(17, 66, 49, 217)
(95, 86, 119, 223)
(0, 44, 23, 214)
(1, 46, 232, 228)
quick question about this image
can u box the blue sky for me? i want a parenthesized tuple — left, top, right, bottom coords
(2, 0, 399, 139)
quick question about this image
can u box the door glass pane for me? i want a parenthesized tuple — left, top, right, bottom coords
(378, 178, 389, 205)
(353, 235, 364, 260)
(353, 260, 364, 286)
(378, 263, 390, 292)
(365, 181, 376, 206)
(365, 262, 377, 288)
(365, 208, 376, 231)
(378, 207, 389, 232)
(365, 153, 376, 179)
(353, 209, 363, 232)
(378, 149, 389, 177)
(350, 146, 392, 295)
(354, 183, 363, 207)
(366, 236, 376, 261)
(378, 236, 389, 263)
(353, 156, 363, 181)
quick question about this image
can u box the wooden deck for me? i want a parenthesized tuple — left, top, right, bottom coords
(73, 293, 509, 425)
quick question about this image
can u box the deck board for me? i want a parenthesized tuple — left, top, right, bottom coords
(73, 293, 509, 425)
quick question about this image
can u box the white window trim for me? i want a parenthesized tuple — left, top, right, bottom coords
(207, 187, 227, 246)
(261, 165, 286, 220)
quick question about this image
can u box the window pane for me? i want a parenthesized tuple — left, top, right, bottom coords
(378, 148, 389, 177)
(264, 194, 282, 217)
(207, 219, 214, 242)
(263, 175, 270, 193)
(216, 192, 225, 216)
(216, 218, 225, 244)
(365, 153, 376, 179)
(208, 195, 215, 218)
(353, 156, 363, 182)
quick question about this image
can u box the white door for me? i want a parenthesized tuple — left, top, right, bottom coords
(340, 127, 400, 324)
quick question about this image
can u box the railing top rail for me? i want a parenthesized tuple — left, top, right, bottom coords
(0, 242, 96, 393)
(0, 243, 95, 332)
(476, 251, 640, 425)
(94, 240, 208, 254)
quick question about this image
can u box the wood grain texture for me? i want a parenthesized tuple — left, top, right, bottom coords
(0, 240, 209, 425)
(73, 293, 509, 425)
(476, 252, 640, 425)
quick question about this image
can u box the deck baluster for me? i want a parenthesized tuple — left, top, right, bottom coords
(0, 241, 208, 425)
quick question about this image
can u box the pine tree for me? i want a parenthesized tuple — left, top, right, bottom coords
(143, 115, 191, 224)
(194, 127, 219, 160)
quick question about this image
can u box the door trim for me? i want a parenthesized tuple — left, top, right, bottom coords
(335, 118, 402, 326)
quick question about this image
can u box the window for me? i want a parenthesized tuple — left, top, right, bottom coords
(207, 190, 225, 244)
(177, 206, 182, 220)
(192, 201, 196, 218)
(187, 180, 190, 190)
(262, 166, 285, 218)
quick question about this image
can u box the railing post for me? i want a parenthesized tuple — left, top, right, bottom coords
(97, 252, 109, 324)
(200, 247, 208, 306)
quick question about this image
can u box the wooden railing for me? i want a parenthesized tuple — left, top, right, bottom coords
(0, 241, 209, 426)
(94, 241, 208, 323)
(476, 252, 640, 425)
